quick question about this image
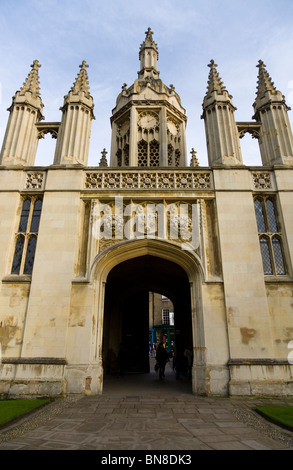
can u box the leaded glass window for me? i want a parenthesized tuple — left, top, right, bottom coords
(11, 197, 43, 276)
(260, 236, 273, 275)
(11, 235, 25, 275)
(23, 236, 37, 274)
(254, 197, 286, 276)
(254, 199, 266, 233)
(272, 236, 286, 275)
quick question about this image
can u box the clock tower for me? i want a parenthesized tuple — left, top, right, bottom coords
(110, 28, 187, 167)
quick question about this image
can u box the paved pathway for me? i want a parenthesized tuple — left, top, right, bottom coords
(0, 360, 293, 451)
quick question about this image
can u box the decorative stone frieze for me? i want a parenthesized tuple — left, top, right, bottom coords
(252, 171, 272, 190)
(24, 171, 45, 190)
(84, 170, 212, 191)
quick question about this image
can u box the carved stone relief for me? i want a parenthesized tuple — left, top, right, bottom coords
(252, 172, 272, 190)
(25, 172, 45, 190)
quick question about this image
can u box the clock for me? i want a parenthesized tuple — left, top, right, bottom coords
(138, 112, 158, 129)
(167, 119, 179, 136)
(118, 120, 130, 136)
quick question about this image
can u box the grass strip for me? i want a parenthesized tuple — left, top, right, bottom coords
(256, 406, 293, 431)
(0, 399, 50, 427)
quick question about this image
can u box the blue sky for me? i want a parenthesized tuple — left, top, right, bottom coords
(0, 0, 293, 166)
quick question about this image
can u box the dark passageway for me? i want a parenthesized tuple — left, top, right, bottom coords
(102, 255, 193, 386)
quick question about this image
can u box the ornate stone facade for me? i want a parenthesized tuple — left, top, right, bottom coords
(0, 29, 292, 398)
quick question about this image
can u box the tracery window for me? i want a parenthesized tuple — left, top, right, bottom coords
(11, 197, 43, 275)
(138, 139, 159, 167)
(168, 144, 174, 166)
(254, 197, 286, 276)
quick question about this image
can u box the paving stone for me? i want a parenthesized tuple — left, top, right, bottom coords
(1, 372, 293, 450)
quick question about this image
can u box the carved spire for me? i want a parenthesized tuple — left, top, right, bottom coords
(70, 60, 91, 99)
(139, 27, 158, 60)
(19, 60, 42, 99)
(190, 149, 199, 167)
(205, 60, 226, 96)
(138, 28, 160, 79)
(253, 59, 289, 118)
(99, 148, 108, 167)
(202, 60, 242, 166)
(0, 60, 43, 166)
(255, 60, 277, 99)
(253, 60, 293, 166)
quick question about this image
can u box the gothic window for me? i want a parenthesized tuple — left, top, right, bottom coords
(138, 139, 148, 167)
(149, 139, 159, 167)
(254, 197, 286, 276)
(11, 197, 43, 275)
(168, 144, 174, 166)
(138, 139, 160, 167)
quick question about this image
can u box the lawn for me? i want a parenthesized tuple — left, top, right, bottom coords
(0, 399, 50, 427)
(256, 406, 293, 431)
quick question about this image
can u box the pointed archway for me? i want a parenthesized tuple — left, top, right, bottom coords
(90, 239, 206, 395)
(102, 255, 192, 379)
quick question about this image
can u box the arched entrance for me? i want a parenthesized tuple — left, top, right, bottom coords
(90, 239, 206, 395)
(102, 255, 192, 379)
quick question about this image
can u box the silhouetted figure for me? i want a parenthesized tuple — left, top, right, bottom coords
(155, 343, 169, 379)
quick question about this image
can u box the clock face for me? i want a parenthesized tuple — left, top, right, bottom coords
(167, 119, 179, 136)
(139, 112, 158, 129)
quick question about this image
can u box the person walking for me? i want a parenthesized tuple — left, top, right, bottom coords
(155, 342, 169, 379)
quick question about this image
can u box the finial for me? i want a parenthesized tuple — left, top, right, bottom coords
(19, 60, 42, 98)
(255, 59, 276, 98)
(99, 148, 108, 167)
(80, 60, 89, 69)
(205, 60, 226, 95)
(190, 149, 199, 167)
(31, 59, 41, 70)
(145, 27, 154, 39)
(139, 27, 158, 60)
(70, 60, 91, 98)
(169, 84, 175, 94)
(208, 59, 218, 68)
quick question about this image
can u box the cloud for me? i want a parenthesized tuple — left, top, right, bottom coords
(1, 0, 293, 166)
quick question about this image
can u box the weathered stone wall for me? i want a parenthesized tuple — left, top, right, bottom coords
(0, 166, 292, 397)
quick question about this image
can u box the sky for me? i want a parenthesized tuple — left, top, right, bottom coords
(0, 0, 293, 167)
